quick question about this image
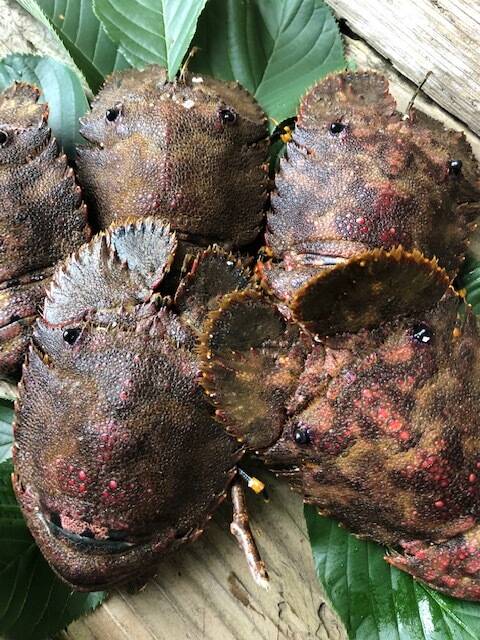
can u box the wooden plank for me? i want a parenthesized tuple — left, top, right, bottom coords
(328, 0, 480, 135)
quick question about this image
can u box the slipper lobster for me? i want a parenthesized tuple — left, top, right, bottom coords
(0, 83, 90, 380)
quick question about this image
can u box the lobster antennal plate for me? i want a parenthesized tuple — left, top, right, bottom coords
(291, 247, 451, 336)
(200, 291, 300, 450)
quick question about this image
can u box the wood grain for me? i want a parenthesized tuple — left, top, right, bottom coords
(328, 0, 480, 135)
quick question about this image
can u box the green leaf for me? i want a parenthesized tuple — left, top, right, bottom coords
(459, 257, 480, 316)
(305, 506, 480, 640)
(0, 401, 13, 464)
(191, 0, 345, 130)
(0, 461, 107, 640)
(0, 54, 88, 158)
(20, 0, 130, 93)
(93, 0, 208, 79)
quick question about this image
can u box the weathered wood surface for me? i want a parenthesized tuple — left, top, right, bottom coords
(329, 0, 480, 136)
(1, 1, 480, 638)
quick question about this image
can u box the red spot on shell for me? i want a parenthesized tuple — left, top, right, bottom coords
(377, 406, 391, 421)
(434, 500, 445, 509)
(362, 388, 374, 401)
(78, 470, 86, 481)
(469, 473, 477, 483)
(119, 390, 129, 401)
(109, 480, 118, 490)
(79, 483, 86, 493)
(399, 430, 410, 441)
(422, 456, 437, 469)
(466, 558, 480, 574)
(388, 419, 402, 432)
(356, 216, 365, 224)
(441, 575, 457, 588)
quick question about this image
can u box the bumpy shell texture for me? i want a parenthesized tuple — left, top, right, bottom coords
(77, 66, 269, 247)
(13, 218, 251, 590)
(265, 71, 480, 303)
(201, 266, 480, 600)
(0, 83, 90, 380)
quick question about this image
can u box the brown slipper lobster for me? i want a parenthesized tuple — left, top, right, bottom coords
(13, 218, 268, 590)
(201, 72, 480, 600)
(261, 71, 480, 309)
(76, 65, 269, 247)
(7, 69, 480, 601)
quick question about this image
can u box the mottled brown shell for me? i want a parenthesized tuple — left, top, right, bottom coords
(77, 66, 269, 247)
(266, 71, 480, 290)
(201, 269, 480, 600)
(14, 218, 252, 590)
(0, 83, 90, 380)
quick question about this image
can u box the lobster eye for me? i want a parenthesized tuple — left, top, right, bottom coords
(63, 327, 81, 345)
(412, 323, 433, 344)
(105, 106, 121, 122)
(330, 122, 346, 135)
(448, 159, 463, 176)
(293, 427, 311, 445)
(219, 108, 237, 125)
(0, 130, 8, 146)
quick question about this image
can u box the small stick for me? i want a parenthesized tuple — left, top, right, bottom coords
(179, 47, 200, 83)
(406, 71, 433, 116)
(230, 479, 269, 589)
